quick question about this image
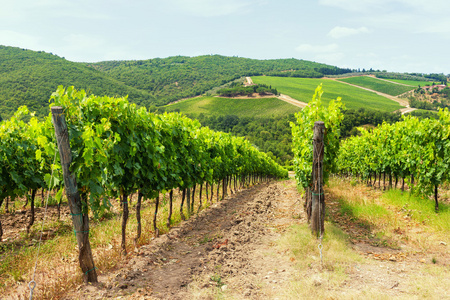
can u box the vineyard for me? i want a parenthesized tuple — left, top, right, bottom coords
(1, 84, 450, 299)
(0, 86, 287, 297)
(252, 76, 403, 112)
(337, 76, 415, 96)
(337, 110, 450, 211)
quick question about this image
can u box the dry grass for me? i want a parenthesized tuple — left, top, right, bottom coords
(1, 184, 226, 299)
(275, 177, 450, 300)
(275, 223, 364, 299)
(327, 176, 450, 253)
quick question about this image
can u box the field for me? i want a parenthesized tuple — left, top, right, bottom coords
(337, 76, 415, 96)
(386, 78, 434, 87)
(252, 76, 403, 112)
(164, 95, 302, 118)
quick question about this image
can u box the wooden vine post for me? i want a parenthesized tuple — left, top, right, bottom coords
(311, 121, 325, 237)
(51, 106, 98, 283)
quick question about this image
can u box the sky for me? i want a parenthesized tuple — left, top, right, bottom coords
(1, 0, 449, 74)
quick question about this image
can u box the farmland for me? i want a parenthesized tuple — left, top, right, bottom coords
(386, 78, 434, 87)
(337, 76, 415, 96)
(164, 95, 302, 118)
(252, 76, 404, 112)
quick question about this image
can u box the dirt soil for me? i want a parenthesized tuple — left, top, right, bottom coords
(277, 94, 308, 108)
(0, 201, 70, 245)
(62, 181, 303, 299)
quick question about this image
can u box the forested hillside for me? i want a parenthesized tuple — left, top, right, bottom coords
(0, 46, 155, 119)
(0, 46, 352, 119)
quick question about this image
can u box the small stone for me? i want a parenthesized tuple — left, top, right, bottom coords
(312, 274, 323, 286)
(221, 285, 228, 291)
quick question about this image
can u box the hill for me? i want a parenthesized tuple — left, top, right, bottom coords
(251, 76, 403, 112)
(337, 76, 415, 96)
(0, 46, 155, 119)
(0, 46, 352, 119)
(88, 55, 351, 106)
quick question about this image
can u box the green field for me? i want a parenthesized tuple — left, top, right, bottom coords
(386, 78, 434, 87)
(252, 76, 403, 112)
(337, 76, 414, 96)
(164, 96, 302, 118)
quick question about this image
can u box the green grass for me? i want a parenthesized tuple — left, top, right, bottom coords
(164, 95, 302, 118)
(338, 197, 392, 227)
(337, 76, 415, 96)
(386, 79, 434, 87)
(328, 177, 450, 235)
(252, 76, 403, 112)
(383, 189, 450, 232)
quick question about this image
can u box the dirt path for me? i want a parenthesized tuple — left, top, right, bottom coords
(62, 181, 304, 299)
(399, 107, 416, 115)
(277, 94, 308, 108)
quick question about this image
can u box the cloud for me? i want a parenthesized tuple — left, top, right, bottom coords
(0, 0, 111, 21)
(328, 26, 369, 39)
(315, 52, 345, 63)
(295, 43, 343, 64)
(296, 43, 339, 53)
(319, 0, 449, 18)
(170, 0, 263, 17)
(318, 0, 387, 12)
(418, 19, 450, 35)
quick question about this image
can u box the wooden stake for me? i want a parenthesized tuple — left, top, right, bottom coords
(51, 106, 97, 283)
(311, 121, 325, 237)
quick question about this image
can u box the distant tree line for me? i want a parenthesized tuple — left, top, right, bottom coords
(423, 73, 448, 83)
(217, 83, 278, 97)
(376, 72, 443, 83)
